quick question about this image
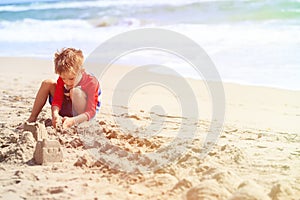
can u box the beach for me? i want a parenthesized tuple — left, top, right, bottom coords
(0, 57, 299, 199)
(1, 0, 300, 199)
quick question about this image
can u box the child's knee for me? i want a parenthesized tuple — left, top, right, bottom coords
(41, 79, 56, 88)
(70, 87, 86, 100)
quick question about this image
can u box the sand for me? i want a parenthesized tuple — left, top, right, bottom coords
(0, 57, 299, 199)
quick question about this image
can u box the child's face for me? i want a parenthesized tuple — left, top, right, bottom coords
(60, 71, 80, 89)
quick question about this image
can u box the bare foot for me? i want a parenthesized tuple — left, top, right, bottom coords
(16, 119, 36, 130)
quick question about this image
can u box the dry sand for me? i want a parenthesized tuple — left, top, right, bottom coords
(0, 57, 299, 199)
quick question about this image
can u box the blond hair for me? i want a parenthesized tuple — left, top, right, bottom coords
(54, 48, 84, 75)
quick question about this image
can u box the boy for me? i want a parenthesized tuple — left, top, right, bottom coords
(24, 48, 100, 129)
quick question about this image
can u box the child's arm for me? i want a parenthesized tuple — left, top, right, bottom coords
(51, 77, 64, 128)
(51, 105, 60, 128)
(83, 78, 100, 120)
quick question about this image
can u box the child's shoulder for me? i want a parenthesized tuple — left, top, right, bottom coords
(84, 71, 97, 80)
(82, 71, 99, 85)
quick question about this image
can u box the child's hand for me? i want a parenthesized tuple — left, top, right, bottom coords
(52, 113, 61, 128)
(62, 117, 76, 129)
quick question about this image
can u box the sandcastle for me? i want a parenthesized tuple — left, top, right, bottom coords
(23, 122, 63, 165)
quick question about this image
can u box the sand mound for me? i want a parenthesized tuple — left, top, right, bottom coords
(0, 128, 35, 164)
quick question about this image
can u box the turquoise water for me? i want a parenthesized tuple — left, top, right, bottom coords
(1, 0, 300, 23)
(0, 0, 299, 90)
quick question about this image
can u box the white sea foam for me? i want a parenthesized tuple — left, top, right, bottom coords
(0, 18, 100, 41)
(0, 0, 203, 12)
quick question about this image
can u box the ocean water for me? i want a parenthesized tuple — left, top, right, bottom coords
(0, 0, 299, 90)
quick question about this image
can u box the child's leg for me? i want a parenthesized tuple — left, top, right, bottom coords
(27, 79, 56, 122)
(70, 87, 87, 114)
